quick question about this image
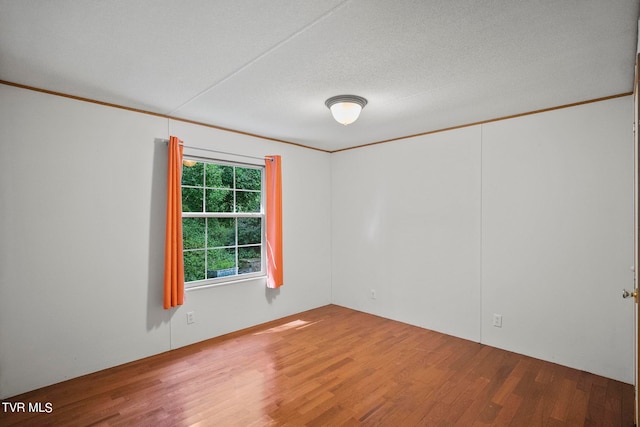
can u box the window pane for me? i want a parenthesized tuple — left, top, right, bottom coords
(182, 187, 203, 212)
(205, 164, 233, 188)
(236, 167, 261, 190)
(182, 160, 264, 285)
(239, 246, 261, 274)
(238, 218, 261, 245)
(182, 162, 203, 186)
(207, 248, 236, 277)
(205, 189, 233, 212)
(208, 218, 235, 247)
(236, 190, 261, 212)
(184, 250, 205, 282)
(183, 218, 205, 250)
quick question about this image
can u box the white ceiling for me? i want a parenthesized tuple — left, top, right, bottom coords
(1, 0, 638, 152)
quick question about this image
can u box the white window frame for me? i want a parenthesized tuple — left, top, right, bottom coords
(182, 156, 266, 288)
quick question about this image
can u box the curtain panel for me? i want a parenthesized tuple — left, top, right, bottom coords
(164, 136, 185, 308)
(265, 155, 283, 288)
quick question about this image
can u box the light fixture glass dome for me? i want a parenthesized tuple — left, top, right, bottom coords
(325, 95, 368, 125)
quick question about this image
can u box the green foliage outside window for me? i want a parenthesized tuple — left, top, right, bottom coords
(181, 160, 263, 283)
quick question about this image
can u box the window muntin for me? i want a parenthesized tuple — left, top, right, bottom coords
(181, 159, 264, 286)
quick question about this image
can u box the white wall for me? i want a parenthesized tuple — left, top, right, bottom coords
(481, 98, 634, 382)
(331, 126, 482, 342)
(0, 85, 332, 399)
(331, 96, 634, 383)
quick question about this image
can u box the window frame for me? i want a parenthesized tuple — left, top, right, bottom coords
(181, 156, 266, 289)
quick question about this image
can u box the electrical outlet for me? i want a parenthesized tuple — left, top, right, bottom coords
(187, 311, 195, 324)
(492, 314, 502, 328)
(370, 289, 377, 299)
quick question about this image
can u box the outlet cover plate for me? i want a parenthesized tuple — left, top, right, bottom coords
(492, 314, 502, 328)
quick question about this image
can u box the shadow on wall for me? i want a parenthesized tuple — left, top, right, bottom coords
(266, 286, 281, 304)
(147, 138, 174, 330)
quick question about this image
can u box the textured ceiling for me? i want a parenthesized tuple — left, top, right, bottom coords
(1, 0, 638, 152)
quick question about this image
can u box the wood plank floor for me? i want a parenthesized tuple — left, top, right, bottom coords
(0, 305, 634, 426)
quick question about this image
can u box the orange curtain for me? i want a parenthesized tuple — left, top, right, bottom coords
(265, 155, 283, 288)
(164, 136, 185, 309)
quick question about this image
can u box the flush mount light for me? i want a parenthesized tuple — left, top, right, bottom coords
(325, 95, 368, 125)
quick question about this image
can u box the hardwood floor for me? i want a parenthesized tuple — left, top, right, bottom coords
(0, 305, 633, 426)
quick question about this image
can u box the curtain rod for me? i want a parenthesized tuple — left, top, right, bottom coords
(157, 138, 273, 162)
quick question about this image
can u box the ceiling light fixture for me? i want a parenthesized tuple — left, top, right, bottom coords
(325, 95, 368, 126)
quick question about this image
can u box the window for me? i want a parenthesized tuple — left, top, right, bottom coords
(181, 159, 264, 286)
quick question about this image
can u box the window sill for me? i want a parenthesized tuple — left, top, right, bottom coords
(185, 274, 267, 291)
